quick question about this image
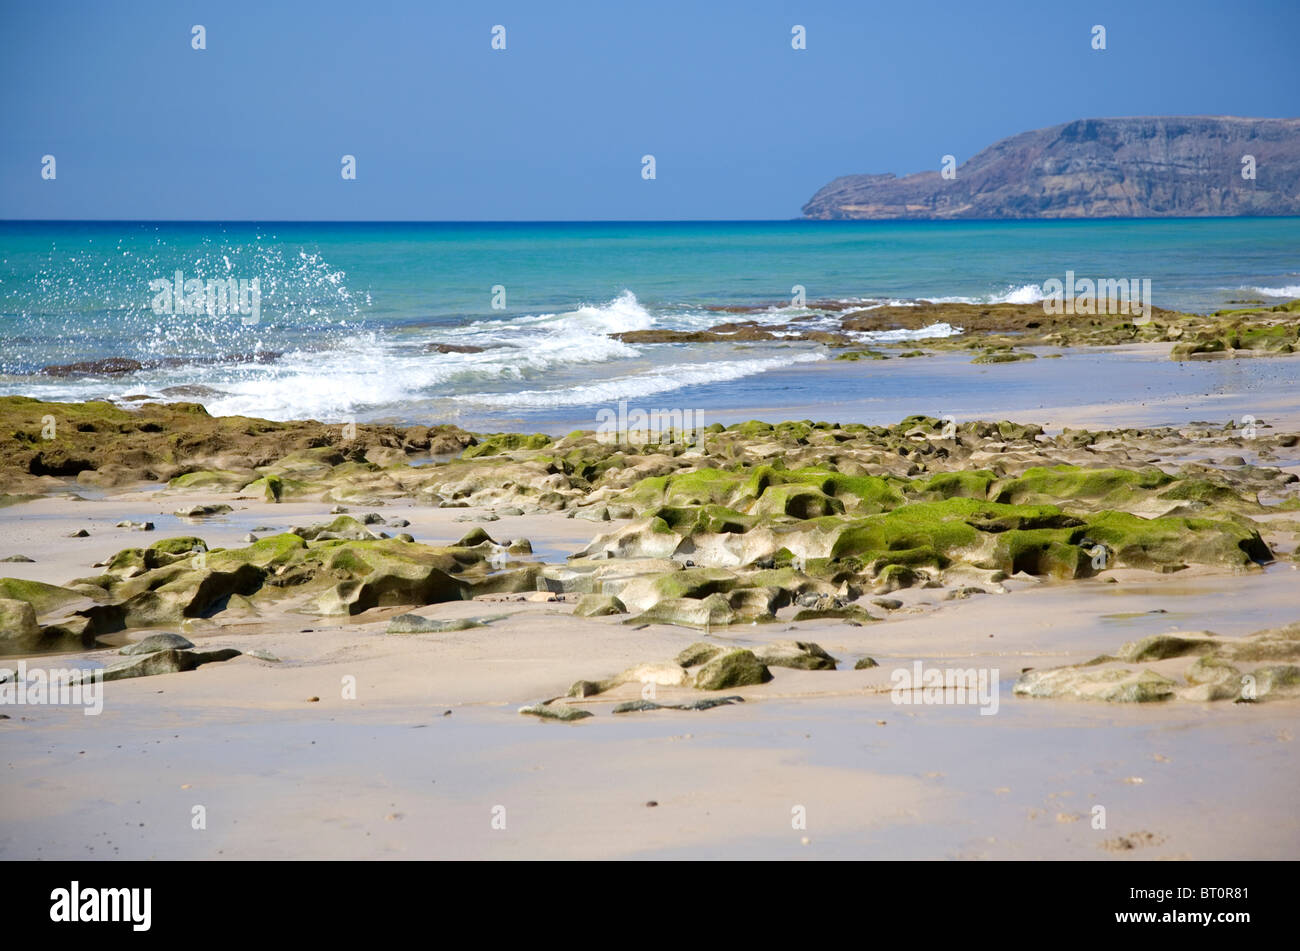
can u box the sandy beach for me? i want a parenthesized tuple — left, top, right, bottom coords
(3, 333, 1298, 861)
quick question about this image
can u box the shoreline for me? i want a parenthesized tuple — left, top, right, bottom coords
(2, 338, 1299, 859)
(3, 295, 1297, 430)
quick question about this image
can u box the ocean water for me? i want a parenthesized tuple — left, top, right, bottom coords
(0, 219, 1297, 430)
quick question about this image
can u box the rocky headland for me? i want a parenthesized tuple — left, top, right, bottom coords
(802, 116, 1300, 220)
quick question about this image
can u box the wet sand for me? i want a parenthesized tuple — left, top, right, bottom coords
(2, 489, 1298, 860)
(2, 341, 1299, 860)
(491, 342, 1300, 436)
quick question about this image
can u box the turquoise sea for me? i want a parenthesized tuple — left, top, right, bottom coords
(0, 219, 1297, 430)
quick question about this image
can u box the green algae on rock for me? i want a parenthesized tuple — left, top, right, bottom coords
(1014, 621, 1300, 703)
(693, 649, 772, 689)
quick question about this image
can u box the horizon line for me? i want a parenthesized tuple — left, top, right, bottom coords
(3, 215, 1300, 225)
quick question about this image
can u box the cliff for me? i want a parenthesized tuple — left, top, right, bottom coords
(801, 116, 1300, 219)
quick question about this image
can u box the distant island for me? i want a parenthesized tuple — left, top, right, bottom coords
(801, 116, 1300, 219)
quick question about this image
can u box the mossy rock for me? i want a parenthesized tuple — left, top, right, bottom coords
(462, 433, 553, 459)
(519, 702, 592, 721)
(1118, 633, 1221, 662)
(207, 533, 307, 569)
(629, 593, 737, 628)
(912, 470, 998, 501)
(0, 598, 40, 648)
(750, 484, 845, 519)
(1014, 666, 1176, 703)
(1184, 655, 1241, 687)
(618, 566, 741, 612)
(675, 641, 727, 667)
(148, 536, 208, 556)
(874, 563, 924, 592)
(168, 469, 255, 491)
(791, 604, 878, 623)
(0, 578, 89, 615)
(752, 640, 837, 670)
(972, 349, 1037, 364)
(693, 649, 772, 690)
(1083, 510, 1270, 570)
(573, 593, 626, 617)
(1254, 665, 1300, 697)
(991, 465, 1174, 507)
(241, 474, 308, 502)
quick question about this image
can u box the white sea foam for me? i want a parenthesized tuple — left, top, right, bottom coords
(1243, 284, 1300, 298)
(450, 352, 828, 410)
(851, 321, 963, 343)
(918, 284, 1044, 306)
(0, 289, 970, 422)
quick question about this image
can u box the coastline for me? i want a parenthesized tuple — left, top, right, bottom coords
(2, 346, 1299, 858)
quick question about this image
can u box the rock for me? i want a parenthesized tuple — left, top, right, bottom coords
(0, 577, 92, 615)
(169, 470, 255, 493)
(944, 586, 988, 600)
(309, 558, 465, 616)
(173, 504, 233, 518)
(1117, 632, 1220, 662)
(85, 561, 265, 629)
(1252, 664, 1300, 698)
(149, 537, 209, 556)
(676, 696, 746, 711)
(518, 702, 592, 721)
(385, 613, 501, 634)
(791, 604, 878, 623)
(752, 640, 837, 670)
(612, 663, 692, 690)
(1183, 655, 1241, 686)
(242, 533, 258, 543)
(119, 632, 195, 655)
(611, 699, 662, 713)
(629, 593, 737, 628)
(115, 520, 155, 531)
(100, 647, 241, 682)
(0, 555, 34, 563)
(387, 518, 410, 528)
(693, 649, 772, 690)
(613, 696, 744, 713)
(874, 564, 923, 593)
(675, 642, 726, 667)
(247, 649, 281, 662)
(871, 598, 903, 610)
(67, 529, 89, 538)
(40, 357, 143, 376)
(854, 656, 879, 670)
(573, 593, 626, 617)
(0, 598, 40, 649)
(463, 433, 553, 459)
(972, 350, 1036, 364)
(1014, 666, 1177, 703)
(425, 342, 486, 354)
(802, 117, 1300, 221)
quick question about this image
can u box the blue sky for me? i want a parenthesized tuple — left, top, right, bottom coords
(2, 0, 1297, 220)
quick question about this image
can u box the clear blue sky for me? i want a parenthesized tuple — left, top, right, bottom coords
(2, 0, 1297, 220)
